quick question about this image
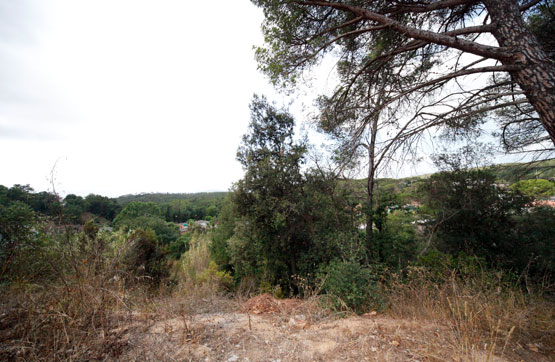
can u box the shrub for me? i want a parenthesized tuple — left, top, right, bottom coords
(196, 261, 233, 290)
(177, 233, 232, 292)
(168, 233, 191, 260)
(415, 251, 490, 283)
(319, 260, 383, 314)
(0, 202, 41, 281)
(119, 229, 168, 284)
(0, 226, 146, 360)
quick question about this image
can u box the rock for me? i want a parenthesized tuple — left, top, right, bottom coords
(227, 354, 239, 362)
(363, 311, 378, 317)
(288, 315, 307, 329)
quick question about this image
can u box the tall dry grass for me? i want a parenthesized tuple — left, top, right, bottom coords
(0, 227, 165, 360)
(385, 265, 555, 360)
(163, 233, 234, 314)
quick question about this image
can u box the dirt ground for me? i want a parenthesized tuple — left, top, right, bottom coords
(98, 294, 553, 362)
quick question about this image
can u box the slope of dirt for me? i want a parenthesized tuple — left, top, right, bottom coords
(109, 295, 553, 362)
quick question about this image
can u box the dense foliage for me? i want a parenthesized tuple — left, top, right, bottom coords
(117, 192, 226, 222)
(418, 169, 555, 275)
(207, 97, 555, 310)
(1, 156, 553, 313)
(113, 201, 180, 245)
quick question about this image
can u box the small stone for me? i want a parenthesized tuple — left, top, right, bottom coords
(363, 311, 378, 317)
(227, 354, 239, 362)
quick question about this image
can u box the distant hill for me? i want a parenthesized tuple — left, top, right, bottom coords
(115, 192, 228, 222)
(371, 158, 555, 185)
(486, 158, 555, 183)
(349, 158, 555, 202)
(116, 192, 228, 206)
(114, 159, 554, 209)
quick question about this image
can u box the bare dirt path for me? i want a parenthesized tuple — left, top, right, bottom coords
(120, 312, 456, 361)
(108, 295, 551, 362)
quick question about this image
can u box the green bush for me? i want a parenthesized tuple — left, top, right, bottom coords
(168, 233, 191, 260)
(416, 251, 485, 282)
(0, 202, 49, 283)
(113, 202, 179, 245)
(319, 260, 383, 314)
(119, 229, 168, 284)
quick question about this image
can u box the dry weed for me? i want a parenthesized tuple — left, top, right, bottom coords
(385, 267, 555, 361)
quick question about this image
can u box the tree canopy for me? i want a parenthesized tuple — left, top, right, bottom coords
(253, 0, 555, 154)
(233, 95, 308, 285)
(113, 202, 179, 245)
(510, 178, 555, 198)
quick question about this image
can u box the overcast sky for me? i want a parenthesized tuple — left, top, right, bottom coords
(0, 0, 295, 197)
(2, 1, 534, 198)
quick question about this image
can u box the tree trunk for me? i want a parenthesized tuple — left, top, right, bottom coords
(485, 0, 555, 145)
(365, 117, 379, 263)
(365, 166, 374, 263)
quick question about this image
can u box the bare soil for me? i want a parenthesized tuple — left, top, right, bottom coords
(104, 295, 553, 362)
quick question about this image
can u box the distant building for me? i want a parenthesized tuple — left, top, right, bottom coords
(532, 199, 555, 208)
(195, 220, 210, 229)
(178, 223, 188, 234)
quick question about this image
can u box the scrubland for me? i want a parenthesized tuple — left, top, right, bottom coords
(1, 231, 553, 362)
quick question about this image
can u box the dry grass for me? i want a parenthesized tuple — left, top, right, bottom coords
(2, 230, 554, 361)
(4, 272, 553, 361)
(0, 228, 162, 361)
(114, 292, 554, 362)
(385, 266, 555, 361)
(0, 232, 234, 361)
(0, 270, 136, 360)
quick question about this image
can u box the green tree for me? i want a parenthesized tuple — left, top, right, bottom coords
(510, 206, 555, 277)
(420, 169, 529, 265)
(113, 202, 179, 245)
(510, 178, 555, 198)
(210, 194, 236, 271)
(85, 194, 121, 221)
(32, 191, 62, 219)
(373, 209, 420, 269)
(63, 194, 86, 224)
(0, 201, 41, 279)
(232, 95, 308, 288)
(6, 184, 34, 204)
(114, 201, 162, 220)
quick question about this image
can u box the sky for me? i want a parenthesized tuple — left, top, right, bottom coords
(1, 1, 540, 198)
(0, 0, 291, 197)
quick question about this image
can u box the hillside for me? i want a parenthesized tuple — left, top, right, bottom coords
(113, 159, 554, 209)
(348, 158, 555, 202)
(114, 192, 228, 222)
(487, 158, 555, 183)
(116, 192, 228, 206)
